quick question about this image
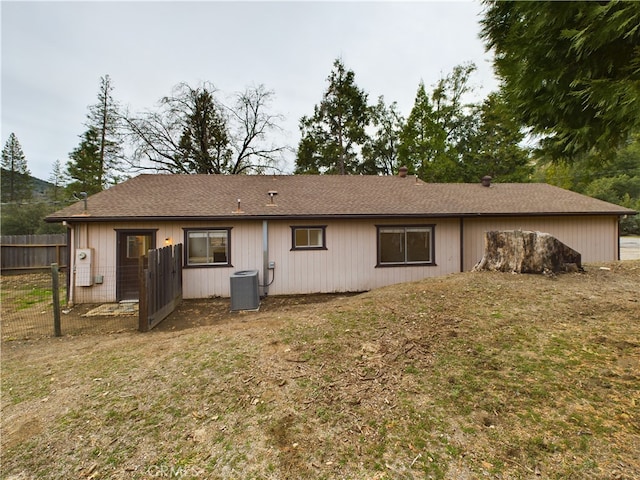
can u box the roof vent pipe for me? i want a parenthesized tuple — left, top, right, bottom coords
(481, 175, 492, 187)
(398, 166, 409, 178)
(73, 191, 88, 212)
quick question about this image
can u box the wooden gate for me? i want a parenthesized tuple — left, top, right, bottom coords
(138, 244, 183, 332)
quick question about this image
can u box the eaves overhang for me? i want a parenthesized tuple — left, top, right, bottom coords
(46, 209, 637, 224)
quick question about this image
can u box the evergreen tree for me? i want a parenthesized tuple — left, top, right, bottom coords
(174, 86, 232, 174)
(66, 127, 102, 196)
(85, 74, 122, 188)
(48, 159, 66, 203)
(362, 97, 405, 175)
(430, 63, 479, 182)
(397, 82, 448, 181)
(462, 92, 532, 182)
(432, 63, 477, 149)
(1, 203, 65, 235)
(398, 64, 481, 182)
(1, 133, 32, 202)
(295, 59, 370, 175)
(481, 1, 640, 160)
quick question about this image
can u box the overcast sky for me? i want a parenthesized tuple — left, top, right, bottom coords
(1, 1, 498, 181)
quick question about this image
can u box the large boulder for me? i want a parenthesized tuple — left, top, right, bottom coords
(473, 230, 582, 274)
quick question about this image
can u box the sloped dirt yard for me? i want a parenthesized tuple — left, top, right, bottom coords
(2, 261, 639, 479)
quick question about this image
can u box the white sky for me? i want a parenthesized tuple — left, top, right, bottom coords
(1, 0, 498, 181)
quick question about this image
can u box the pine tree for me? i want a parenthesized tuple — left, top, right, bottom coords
(85, 75, 122, 188)
(48, 159, 66, 203)
(66, 127, 102, 196)
(295, 59, 370, 175)
(1, 133, 32, 202)
(174, 86, 232, 174)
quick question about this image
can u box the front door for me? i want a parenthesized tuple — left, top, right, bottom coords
(116, 231, 155, 301)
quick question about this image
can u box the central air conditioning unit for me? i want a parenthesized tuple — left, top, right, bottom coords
(230, 270, 260, 311)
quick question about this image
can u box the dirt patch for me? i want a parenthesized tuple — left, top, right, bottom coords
(154, 292, 362, 332)
(2, 417, 42, 450)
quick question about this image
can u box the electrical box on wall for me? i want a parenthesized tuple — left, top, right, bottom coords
(75, 248, 94, 286)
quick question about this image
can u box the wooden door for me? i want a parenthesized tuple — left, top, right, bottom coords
(116, 231, 155, 301)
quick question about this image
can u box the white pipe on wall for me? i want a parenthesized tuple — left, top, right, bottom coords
(262, 220, 269, 296)
(68, 224, 77, 306)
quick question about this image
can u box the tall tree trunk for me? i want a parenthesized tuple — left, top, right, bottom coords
(338, 125, 345, 175)
(98, 78, 109, 189)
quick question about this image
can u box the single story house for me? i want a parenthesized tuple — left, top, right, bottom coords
(46, 174, 636, 304)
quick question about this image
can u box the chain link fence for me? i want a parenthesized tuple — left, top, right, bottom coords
(1, 266, 137, 341)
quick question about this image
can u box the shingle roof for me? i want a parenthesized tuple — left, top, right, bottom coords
(46, 174, 636, 222)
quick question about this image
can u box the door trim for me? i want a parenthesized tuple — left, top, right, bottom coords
(115, 229, 157, 301)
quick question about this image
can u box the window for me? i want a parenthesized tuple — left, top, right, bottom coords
(126, 235, 152, 259)
(291, 226, 327, 250)
(377, 225, 434, 266)
(184, 228, 231, 266)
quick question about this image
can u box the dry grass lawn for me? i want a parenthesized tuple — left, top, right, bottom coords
(2, 261, 639, 479)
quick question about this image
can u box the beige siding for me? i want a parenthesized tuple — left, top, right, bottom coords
(71, 218, 462, 303)
(462, 216, 619, 271)
(71, 221, 173, 304)
(70, 220, 260, 302)
(181, 222, 263, 299)
(68, 214, 619, 304)
(264, 218, 460, 295)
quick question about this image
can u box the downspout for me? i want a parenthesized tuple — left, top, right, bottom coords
(617, 216, 621, 261)
(68, 223, 76, 307)
(459, 217, 464, 272)
(262, 220, 269, 297)
(65, 224, 72, 305)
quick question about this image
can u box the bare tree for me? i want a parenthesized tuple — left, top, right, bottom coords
(124, 82, 286, 174)
(227, 84, 286, 174)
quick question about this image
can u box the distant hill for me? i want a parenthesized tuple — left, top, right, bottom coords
(1, 168, 55, 202)
(30, 173, 55, 200)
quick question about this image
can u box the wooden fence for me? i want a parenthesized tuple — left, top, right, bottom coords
(1, 234, 67, 271)
(138, 243, 183, 332)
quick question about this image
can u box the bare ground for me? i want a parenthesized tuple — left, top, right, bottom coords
(2, 261, 639, 479)
(0, 270, 359, 340)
